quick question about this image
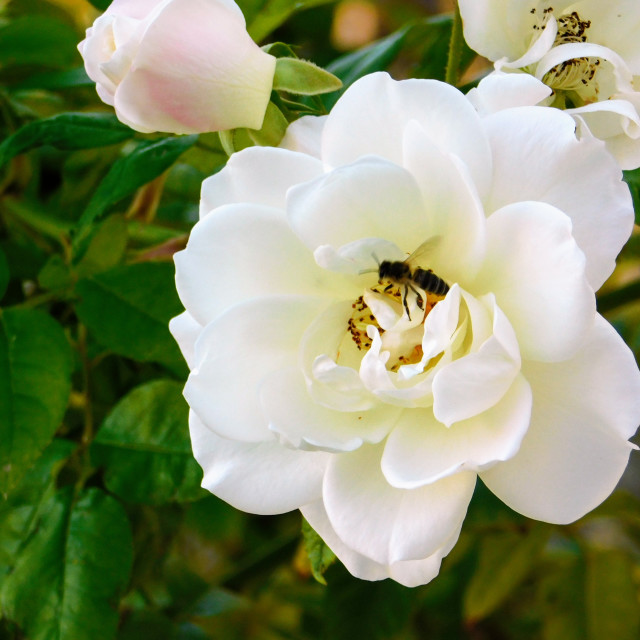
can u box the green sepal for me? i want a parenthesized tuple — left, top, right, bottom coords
(247, 102, 289, 147)
(273, 57, 342, 96)
(301, 517, 336, 585)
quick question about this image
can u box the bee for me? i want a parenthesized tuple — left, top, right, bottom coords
(375, 239, 449, 321)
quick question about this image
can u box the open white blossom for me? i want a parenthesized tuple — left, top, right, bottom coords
(459, 0, 640, 169)
(171, 72, 640, 587)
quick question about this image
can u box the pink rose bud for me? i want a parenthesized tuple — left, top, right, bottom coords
(78, 0, 277, 134)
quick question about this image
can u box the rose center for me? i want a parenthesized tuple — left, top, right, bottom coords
(346, 283, 444, 372)
(531, 8, 601, 105)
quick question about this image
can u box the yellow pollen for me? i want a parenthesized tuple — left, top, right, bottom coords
(346, 284, 444, 371)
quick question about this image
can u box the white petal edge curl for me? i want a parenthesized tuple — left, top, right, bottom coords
(168, 310, 202, 370)
(301, 499, 463, 587)
(185, 296, 330, 443)
(321, 72, 493, 200)
(190, 412, 329, 515)
(260, 366, 401, 452)
(287, 155, 431, 254)
(483, 105, 633, 292)
(481, 314, 640, 524)
(474, 200, 595, 363)
(174, 203, 353, 327)
(199, 146, 323, 218)
(382, 374, 532, 488)
(458, 0, 552, 64)
(467, 72, 552, 116)
(279, 114, 327, 158)
(570, 97, 640, 171)
(323, 442, 476, 565)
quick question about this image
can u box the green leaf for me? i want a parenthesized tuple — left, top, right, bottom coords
(324, 25, 411, 109)
(273, 57, 342, 95)
(86, 0, 111, 10)
(623, 168, 640, 225)
(463, 524, 551, 622)
(302, 518, 336, 585)
(0, 309, 73, 496)
(0, 439, 75, 579)
(13, 67, 93, 91)
(92, 380, 203, 504)
(75, 215, 128, 277)
(0, 113, 134, 169)
(0, 16, 79, 69)
(76, 136, 197, 237)
(247, 0, 335, 43)
(74, 262, 186, 372)
(38, 254, 73, 292)
(1, 487, 133, 640)
(585, 547, 640, 640)
(324, 565, 414, 640)
(538, 555, 587, 640)
(0, 247, 8, 301)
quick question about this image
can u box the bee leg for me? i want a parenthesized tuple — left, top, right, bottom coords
(407, 283, 424, 314)
(402, 285, 412, 321)
(409, 284, 424, 311)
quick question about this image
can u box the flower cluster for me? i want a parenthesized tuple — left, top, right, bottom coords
(80, 0, 640, 586)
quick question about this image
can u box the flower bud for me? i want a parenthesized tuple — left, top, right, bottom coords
(78, 0, 277, 134)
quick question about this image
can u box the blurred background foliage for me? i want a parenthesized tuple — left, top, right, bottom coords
(0, 0, 640, 638)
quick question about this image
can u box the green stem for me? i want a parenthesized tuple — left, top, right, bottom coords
(445, 3, 464, 87)
(597, 280, 640, 314)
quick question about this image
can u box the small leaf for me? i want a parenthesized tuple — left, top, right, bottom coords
(302, 518, 336, 585)
(273, 57, 342, 96)
(76, 135, 197, 238)
(74, 262, 186, 372)
(1, 487, 133, 640)
(38, 254, 73, 292)
(463, 524, 551, 622)
(0, 309, 73, 496)
(92, 380, 204, 504)
(75, 215, 128, 277)
(0, 113, 134, 168)
(585, 547, 640, 640)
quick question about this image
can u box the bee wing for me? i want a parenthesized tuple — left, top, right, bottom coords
(405, 235, 443, 267)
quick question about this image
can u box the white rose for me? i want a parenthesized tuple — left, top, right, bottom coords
(171, 72, 640, 587)
(459, 0, 640, 169)
(78, 0, 276, 134)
